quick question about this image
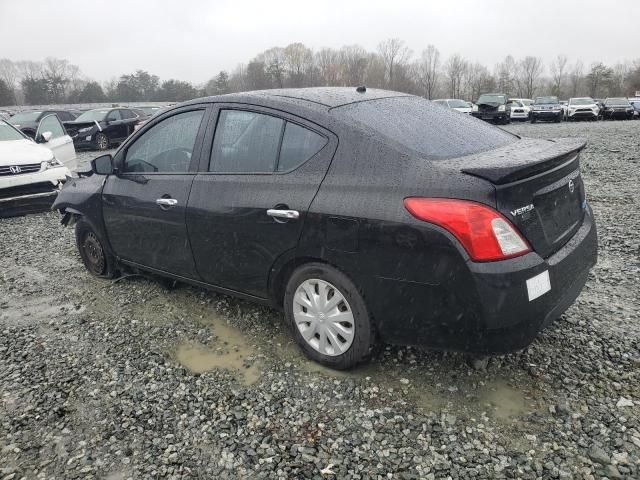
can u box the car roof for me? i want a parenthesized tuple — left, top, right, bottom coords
(183, 87, 411, 111)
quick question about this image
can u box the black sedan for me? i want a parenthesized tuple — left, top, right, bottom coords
(64, 108, 140, 150)
(9, 109, 78, 138)
(52, 87, 598, 369)
(601, 98, 634, 120)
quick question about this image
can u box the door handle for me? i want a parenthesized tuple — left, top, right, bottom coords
(156, 198, 178, 207)
(266, 209, 299, 220)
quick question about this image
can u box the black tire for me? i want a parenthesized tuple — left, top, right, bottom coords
(75, 219, 116, 278)
(531, 117, 537, 124)
(284, 262, 373, 370)
(95, 133, 109, 151)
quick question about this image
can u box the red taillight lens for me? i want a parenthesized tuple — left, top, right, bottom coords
(403, 197, 531, 262)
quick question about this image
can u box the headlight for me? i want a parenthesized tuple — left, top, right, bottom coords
(498, 105, 506, 112)
(78, 127, 93, 134)
(42, 156, 63, 169)
(472, 104, 478, 112)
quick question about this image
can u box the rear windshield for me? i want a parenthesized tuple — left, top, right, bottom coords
(447, 99, 468, 108)
(605, 98, 630, 106)
(334, 96, 516, 160)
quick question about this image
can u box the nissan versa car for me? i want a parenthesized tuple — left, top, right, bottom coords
(530, 96, 564, 123)
(52, 87, 598, 369)
(64, 107, 140, 150)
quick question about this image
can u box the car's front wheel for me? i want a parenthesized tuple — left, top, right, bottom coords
(96, 133, 109, 151)
(75, 220, 116, 278)
(284, 263, 373, 370)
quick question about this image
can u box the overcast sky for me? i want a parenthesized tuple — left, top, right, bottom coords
(1, 0, 637, 85)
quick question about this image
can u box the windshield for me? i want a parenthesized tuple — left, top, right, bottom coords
(569, 98, 594, 105)
(448, 100, 469, 108)
(521, 100, 533, 106)
(75, 109, 109, 122)
(510, 100, 523, 107)
(534, 96, 559, 105)
(9, 111, 42, 123)
(0, 121, 27, 141)
(335, 96, 516, 160)
(605, 98, 630, 106)
(477, 94, 506, 104)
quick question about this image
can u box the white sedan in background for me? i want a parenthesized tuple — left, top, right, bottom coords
(0, 115, 76, 217)
(432, 99, 472, 114)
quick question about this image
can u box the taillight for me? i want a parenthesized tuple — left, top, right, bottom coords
(403, 198, 531, 262)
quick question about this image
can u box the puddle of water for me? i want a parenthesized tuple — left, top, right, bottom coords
(175, 313, 261, 386)
(0, 296, 85, 326)
(478, 379, 529, 419)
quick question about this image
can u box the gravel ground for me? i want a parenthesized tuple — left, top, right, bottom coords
(1, 120, 639, 479)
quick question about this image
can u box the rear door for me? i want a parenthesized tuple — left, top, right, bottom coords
(120, 109, 139, 138)
(102, 106, 208, 277)
(105, 109, 126, 141)
(187, 105, 337, 297)
(36, 114, 76, 169)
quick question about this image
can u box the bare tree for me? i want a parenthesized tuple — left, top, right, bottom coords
(377, 38, 412, 89)
(315, 48, 342, 86)
(517, 56, 544, 98)
(283, 43, 314, 87)
(261, 47, 287, 88)
(0, 59, 19, 91)
(415, 45, 440, 99)
(550, 54, 568, 98)
(445, 54, 467, 98)
(339, 45, 369, 86)
(569, 60, 584, 97)
(495, 55, 517, 95)
(611, 62, 630, 96)
(586, 62, 614, 98)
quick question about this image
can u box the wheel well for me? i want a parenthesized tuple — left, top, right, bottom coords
(270, 256, 326, 307)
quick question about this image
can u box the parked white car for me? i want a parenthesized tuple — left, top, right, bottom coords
(432, 99, 472, 114)
(567, 97, 600, 121)
(507, 98, 533, 121)
(0, 116, 75, 216)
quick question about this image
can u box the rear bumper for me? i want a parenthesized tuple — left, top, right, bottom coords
(370, 207, 597, 353)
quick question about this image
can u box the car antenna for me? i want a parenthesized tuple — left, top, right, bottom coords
(356, 85, 367, 93)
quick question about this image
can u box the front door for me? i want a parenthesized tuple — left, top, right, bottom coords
(36, 114, 76, 169)
(187, 106, 337, 297)
(102, 107, 208, 278)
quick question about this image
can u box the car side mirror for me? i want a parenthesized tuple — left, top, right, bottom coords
(92, 154, 114, 175)
(37, 131, 53, 143)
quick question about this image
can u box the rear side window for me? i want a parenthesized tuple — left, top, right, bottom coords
(121, 109, 135, 119)
(210, 110, 284, 173)
(335, 97, 516, 160)
(277, 122, 327, 172)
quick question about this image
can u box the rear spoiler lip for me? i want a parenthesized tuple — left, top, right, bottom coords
(457, 137, 587, 185)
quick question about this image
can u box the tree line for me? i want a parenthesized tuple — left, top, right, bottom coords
(1, 39, 639, 107)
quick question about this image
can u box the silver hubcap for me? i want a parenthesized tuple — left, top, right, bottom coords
(293, 279, 355, 356)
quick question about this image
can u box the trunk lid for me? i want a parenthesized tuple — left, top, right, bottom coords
(445, 137, 587, 258)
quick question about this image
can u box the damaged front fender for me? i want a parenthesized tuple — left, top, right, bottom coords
(52, 172, 106, 227)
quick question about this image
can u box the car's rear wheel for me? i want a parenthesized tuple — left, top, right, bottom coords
(75, 220, 116, 278)
(96, 133, 109, 151)
(284, 263, 373, 370)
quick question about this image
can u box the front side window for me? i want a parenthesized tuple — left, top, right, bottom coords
(124, 110, 204, 173)
(210, 110, 284, 173)
(278, 122, 327, 172)
(37, 114, 65, 139)
(107, 110, 122, 121)
(75, 110, 109, 122)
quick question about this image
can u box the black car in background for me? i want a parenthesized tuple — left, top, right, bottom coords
(601, 98, 634, 120)
(64, 107, 140, 150)
(53, 87, 597, 369)
(9, 109, 78, 138)
(530, 96, 564, 123)
(471, 93, 511, 124)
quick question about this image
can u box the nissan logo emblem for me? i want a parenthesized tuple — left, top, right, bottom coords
(568, 179, 575, 193)
(9, 165, 22, 174)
